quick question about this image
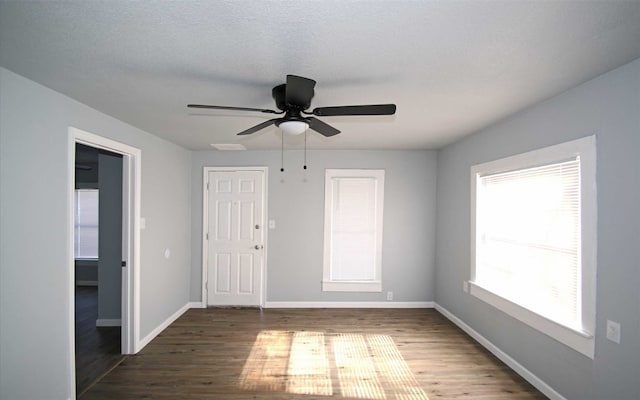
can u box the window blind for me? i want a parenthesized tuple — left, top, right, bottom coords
(476, 158, 581, 328)
(74, 189, 99, 259)
(330, 177, 377, 281)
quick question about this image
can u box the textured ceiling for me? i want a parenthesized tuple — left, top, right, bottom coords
(1, 0, 639, 150)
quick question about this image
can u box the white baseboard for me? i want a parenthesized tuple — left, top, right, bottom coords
(76, 280, 98, 286)
(188, 301, 205, 309)
(96, 318, 121, 327)
(137, 303, 191, 351)
(264, 301, 434, 308)
(434, 303, 566, 400)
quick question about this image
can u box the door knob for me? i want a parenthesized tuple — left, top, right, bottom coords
(254, 245, 263, 250)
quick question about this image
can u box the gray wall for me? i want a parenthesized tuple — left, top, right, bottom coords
(75, 259, 98, 283)
(191, 150, 437, 303)
(97, 152, 123, 321)
(0, 68, 192, 400)
(435, 59, 640, 399)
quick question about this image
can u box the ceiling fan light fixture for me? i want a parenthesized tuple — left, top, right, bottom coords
(279, 120, 308, 135)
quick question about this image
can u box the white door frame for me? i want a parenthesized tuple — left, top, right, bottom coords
(67, 127, 142, 396)
(202, 167, 268, 307)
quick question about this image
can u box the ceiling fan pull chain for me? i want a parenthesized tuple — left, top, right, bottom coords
(303, 128, 308, 170)
(280, 131, 284, 172)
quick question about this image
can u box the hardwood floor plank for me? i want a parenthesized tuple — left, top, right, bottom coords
(75, 286, 124, 396)
(82, 308, 547, 399)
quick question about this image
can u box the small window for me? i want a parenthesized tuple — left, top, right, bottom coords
(323, 169, 385, 292)
(470, 136, 596, 358)
(74, 189, 99, 259)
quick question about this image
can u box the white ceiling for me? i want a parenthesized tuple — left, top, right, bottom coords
(1, 1, 639, 150)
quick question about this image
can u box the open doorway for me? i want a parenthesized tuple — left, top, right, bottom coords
(74, 143, 124, 395)
(69, 127, 141, 398)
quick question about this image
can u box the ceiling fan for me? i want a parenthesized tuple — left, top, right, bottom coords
(188, 75, 396, 137)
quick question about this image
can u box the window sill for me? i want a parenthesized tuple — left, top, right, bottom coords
(469, 281, 594, 359)
(322, 280, 382, 292)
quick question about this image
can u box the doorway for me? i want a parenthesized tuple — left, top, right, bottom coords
(74, 143, 124, 395)
(202, 167, 267, 307)
(69, 127, 141, 398)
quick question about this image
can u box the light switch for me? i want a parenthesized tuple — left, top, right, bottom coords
(140, 217, 146, 230)
(269, 219, 276, 229)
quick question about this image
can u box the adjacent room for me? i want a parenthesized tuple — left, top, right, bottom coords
(1, 1, 639, 399)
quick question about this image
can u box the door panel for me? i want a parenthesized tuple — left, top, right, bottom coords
(213, 253, 231, 293)
(239, 201, 255, 241)
(206, 170, 264, 306)
(238, 254, 254, 294)
(216, 201, 232, 240)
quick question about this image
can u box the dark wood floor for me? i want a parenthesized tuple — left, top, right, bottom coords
(81, 308, 546, 399)
(75, 286, 124, 397)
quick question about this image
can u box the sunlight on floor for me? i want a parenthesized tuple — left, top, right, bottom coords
(238, 330, 428, 399)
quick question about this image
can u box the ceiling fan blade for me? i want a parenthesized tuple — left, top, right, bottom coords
(188, 104, 280, 114)
(285, 75, 316, 109)
(307, 117, 340, 137)
(237, 118, 281, 136)
(312, 104, 396, 116)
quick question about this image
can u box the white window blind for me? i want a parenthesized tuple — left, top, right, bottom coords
(74, 189, 99, 259)
(323, 169, 384, 292)
(476, 159, 581, 328)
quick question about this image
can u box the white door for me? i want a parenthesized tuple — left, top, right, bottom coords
(206, 170, 265, 306)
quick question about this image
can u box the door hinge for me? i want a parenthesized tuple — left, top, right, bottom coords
(206, 232, 209, 240)
(207, 182, 210, 190)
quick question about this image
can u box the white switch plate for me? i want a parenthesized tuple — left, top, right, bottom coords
(463, 281, 469, 293)
(140, 217, 146, 230)
(268, 219, 276, 229)
(606, 320, 621, 344)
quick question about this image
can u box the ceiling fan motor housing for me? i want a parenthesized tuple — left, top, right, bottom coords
(272, 83, 314, 111)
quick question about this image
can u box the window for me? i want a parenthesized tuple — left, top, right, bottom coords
(74, 189, 99, 259)
(470, 136, 596, 358)
(323, 169, 385, 292)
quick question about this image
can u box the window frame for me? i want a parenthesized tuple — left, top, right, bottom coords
(322, 169, 385, 292)
(470, 136, 597, 358)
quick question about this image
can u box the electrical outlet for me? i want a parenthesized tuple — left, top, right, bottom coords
(606, 320, 621, 344)
(463, 281, 469, 293)
(386, 291, 393, 301)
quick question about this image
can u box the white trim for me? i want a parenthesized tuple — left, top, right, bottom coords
(188, 301, 206, 309)
(321, 281, 382, 292)
(96, 319, 122, 327)
(264, 301, 434, 309)
(66, 131, 77, 398)
(68, 127, 142, 400)
(322, 169, 385, 292)
(75, 280, 98, 286)
(201, 167, 268, 308)
(469, 282, 594, 356)
(435, 303, 567, 400)
(138, 303, 191, 350)
(469, 135, 596, 359)
(201, 169, 208, 307)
